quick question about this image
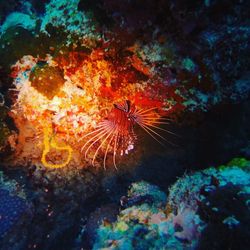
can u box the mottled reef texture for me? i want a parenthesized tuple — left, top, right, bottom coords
(0, 0, 249, 249)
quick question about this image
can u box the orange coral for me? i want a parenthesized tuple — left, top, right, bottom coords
(10, 43, 183, 169)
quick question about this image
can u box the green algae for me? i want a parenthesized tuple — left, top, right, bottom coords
(30, 63, 65, 100)
(218, 157, 250, 171)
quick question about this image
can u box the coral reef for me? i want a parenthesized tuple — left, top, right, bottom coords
(0, 171, 32, 249)
(7, 38, 182, 169)
(0, 165, 101, 249)
(0, 0, 248, 170)
(40, 0, 99, 41)
(94, 180, 202, 249)
(0, 12, 37, 36)
(93, 158, 250, 249)
(0, 1, 249, 248)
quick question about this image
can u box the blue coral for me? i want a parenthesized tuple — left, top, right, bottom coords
(0, 171, 31, 242)
(0, 189, 29, 237)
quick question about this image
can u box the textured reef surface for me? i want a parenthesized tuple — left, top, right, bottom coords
(94, 159, 250, 249)
(0, 0, 249, 249)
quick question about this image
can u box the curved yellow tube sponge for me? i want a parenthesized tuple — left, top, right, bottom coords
(41, 125, 73, 168)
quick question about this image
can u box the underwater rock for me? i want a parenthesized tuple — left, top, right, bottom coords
(168, 158, 250, 213)
(3, 166, 91, 249)
(0, 12, 37, 36)
(40, 0, 99, 41)
(85, 203, 119, 245)
(0, 27, 36, 71)
(0, 105, 14, 156)
(93, 181, 172, 250)
(16, 166, 102, 249)
(93, 158, 250, 249)
(0, 122, 11, 153)
(0, 106, 11, 151)
(168, 157, 250, 250)
(197, 184, 250, 250)
(125, 181, 167, 208)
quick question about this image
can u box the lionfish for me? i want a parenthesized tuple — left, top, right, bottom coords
(80, 100, 174, 169)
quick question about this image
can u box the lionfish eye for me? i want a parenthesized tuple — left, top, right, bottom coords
(129, 113, 136, 121)
(114, 100, 131, 113)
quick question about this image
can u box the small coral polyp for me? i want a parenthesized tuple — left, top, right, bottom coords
(10, 47, 177, 169)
